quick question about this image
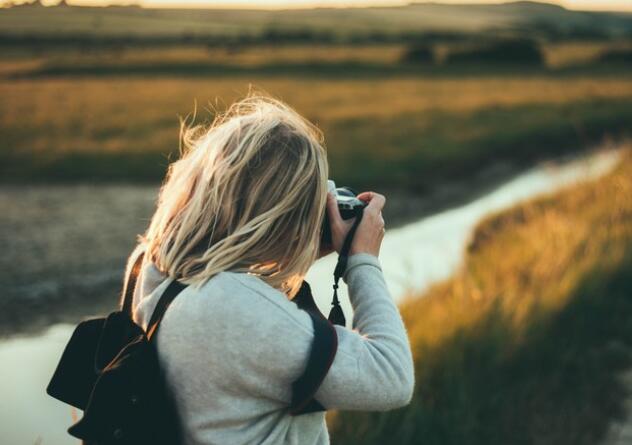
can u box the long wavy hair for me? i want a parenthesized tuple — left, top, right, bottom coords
(139, 93, 329, 299)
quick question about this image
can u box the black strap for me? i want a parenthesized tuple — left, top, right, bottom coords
(290, 207, 366, 412)
(327, 207, 364, 326)
(146, 278, 187, 342)
(336, 207, 365, 275)
(290, 281, 338, 415)
(292, 280, 322, 315)
(290, 311, 338, 415)
(120, 247, 187, 341)
(121, 249, 146, 316)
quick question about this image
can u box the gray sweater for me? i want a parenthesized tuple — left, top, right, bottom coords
(129, 244, 415, 445)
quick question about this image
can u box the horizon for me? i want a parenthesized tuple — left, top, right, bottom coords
(3, 0, 632, 13)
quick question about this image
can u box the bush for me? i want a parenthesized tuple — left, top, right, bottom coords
(400, 45, 435, 64)
(445, 39, 544, 66)
(599, 48, 632, 64)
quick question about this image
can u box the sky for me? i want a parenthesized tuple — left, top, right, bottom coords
(11, 0, 632, 12)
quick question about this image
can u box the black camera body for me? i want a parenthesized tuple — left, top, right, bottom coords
(321, 180, 367, 246)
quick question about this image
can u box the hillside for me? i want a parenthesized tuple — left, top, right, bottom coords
(1, 1, 631, 41)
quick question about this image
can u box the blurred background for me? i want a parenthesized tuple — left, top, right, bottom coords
(0, 1, 631, 444)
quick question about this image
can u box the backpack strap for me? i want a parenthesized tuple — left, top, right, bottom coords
(146, 278, 187, 342)
(289, 281, 339, 415)
(121, 249, 146, 316)
(120, 247, 187, 341)
(289, 202, 365, 414)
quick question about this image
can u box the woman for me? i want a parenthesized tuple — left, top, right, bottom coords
(126, 94, 414, 444)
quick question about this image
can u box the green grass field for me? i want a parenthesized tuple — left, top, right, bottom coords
(328, 146, 632, 445)
(2, 59, 631, 195)
(2, 4, 631, 193)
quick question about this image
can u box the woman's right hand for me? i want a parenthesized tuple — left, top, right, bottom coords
(326, 190, 386, 258)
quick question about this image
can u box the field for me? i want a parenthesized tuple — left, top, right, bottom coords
(2, 3, 632, 193)
(3, 2, 630, 39)
(329, 145, 632, 445)
(1, 2, 632, 443)
(2, 44, 632, 194)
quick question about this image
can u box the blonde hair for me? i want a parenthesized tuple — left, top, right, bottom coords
(140, 93, 329, 299)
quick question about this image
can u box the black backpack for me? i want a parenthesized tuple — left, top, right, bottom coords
(46, 213, 363, 444)
(46, 250, 186, 444)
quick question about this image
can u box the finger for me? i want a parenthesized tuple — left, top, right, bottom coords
(356, 191, 378, 203)
(357, 191, 386, 208)
(365, 193, 386, 213)
(326, 192, 344, 227)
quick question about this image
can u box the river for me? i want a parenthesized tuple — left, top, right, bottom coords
(0, 147, 621, 445)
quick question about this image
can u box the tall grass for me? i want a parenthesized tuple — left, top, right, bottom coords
(329, 146, 632, 444)
(1, 72, 631, 189)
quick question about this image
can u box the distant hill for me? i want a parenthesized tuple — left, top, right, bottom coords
(0, 1, 630, 42)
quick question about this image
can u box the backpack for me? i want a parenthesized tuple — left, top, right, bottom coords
(46, 250, 186, 444)
(46, 217, 363, 443)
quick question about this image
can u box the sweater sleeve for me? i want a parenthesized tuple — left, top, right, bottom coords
(312, 253, 415, 411)
(221, 253, 414, 413)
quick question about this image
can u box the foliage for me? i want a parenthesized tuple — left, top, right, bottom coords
(400, 45, 435, 65)
(599, 48, 632, 64)
(445, 39, 544, 66)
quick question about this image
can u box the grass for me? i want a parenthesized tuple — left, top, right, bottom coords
(3, 41, 631, 78)
(328, 146, 632, 445)
(1, 61, 631, 190)
(1, 2, 630, 41)
(328, 99, 632, 192)
(0, 3, 581, 38)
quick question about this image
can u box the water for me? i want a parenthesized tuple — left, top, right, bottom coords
(307, 147, 621, 315)
(0, 324, 80, 445)
(0, 148, 621, 445)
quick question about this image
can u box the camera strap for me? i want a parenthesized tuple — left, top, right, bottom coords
(327, 207, 364, 327)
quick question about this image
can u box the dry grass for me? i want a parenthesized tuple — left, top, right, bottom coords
(2, 57, 631, 188)
(5, 40, 631, 76)
(3, 75, 632, 153)
(41, 45, 408, 67)
(330, 146, 632, 445)
(401, 147, 632, 347)
(0, 3, 520, 37)
(543, 41, 632, 68)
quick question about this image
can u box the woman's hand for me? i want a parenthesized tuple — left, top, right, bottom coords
(319, 190, 386, 259)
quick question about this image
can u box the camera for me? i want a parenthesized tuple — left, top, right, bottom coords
(321, 180, 367, 246)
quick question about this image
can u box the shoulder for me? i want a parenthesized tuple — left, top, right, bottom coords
(185, 272, 319, 379)
(191, 270, 314, 337)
